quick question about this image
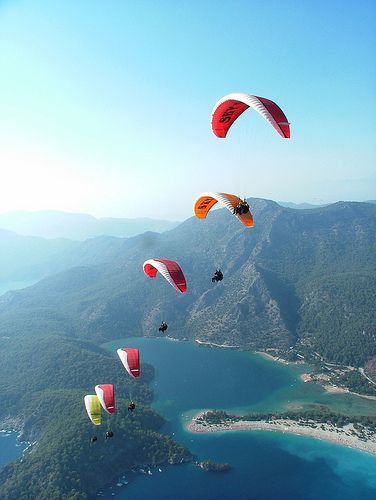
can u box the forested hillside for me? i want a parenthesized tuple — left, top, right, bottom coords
(0, 199, 374, 368)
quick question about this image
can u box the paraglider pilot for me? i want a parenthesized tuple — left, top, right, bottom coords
(158, 321, 168, 333)
(128, 401, 136, 412)
(105, 431, 114, 439)
(91, 435, 98, 443)
(212, 269, 223, 283)
(233, 198, 250, 215)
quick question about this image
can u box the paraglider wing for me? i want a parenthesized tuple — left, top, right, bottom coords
(84, 395, 101, 425)
(117, 348, 140, 378)
(194, 192, 254, 227)
(211, 93, 290, 139)
(143, 258, 187, 293)
(95, 384, 115, 414)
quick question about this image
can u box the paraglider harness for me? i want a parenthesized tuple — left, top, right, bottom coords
(212, 269, 223, 283)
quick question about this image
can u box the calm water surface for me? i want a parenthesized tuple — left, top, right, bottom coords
(0, 431, 27, 470)
(101, 337, 376, 500)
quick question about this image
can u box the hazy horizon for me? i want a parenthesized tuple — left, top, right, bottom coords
(1, 197, 375, 223)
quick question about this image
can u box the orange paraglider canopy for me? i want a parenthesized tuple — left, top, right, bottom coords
(194, 192, 254, 227)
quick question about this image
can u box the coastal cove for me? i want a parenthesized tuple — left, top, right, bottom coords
(0, 431, 28, 471)
(102, 337, 376, 500)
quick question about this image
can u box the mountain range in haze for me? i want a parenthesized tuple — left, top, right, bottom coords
(0, 210, 179, 240)
(1, 203, 375, 241)
(278, 200, 376, 209)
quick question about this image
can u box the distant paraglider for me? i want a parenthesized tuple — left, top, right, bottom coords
(194, 192, 254, 227)
(212, 269, 223, 283)
(143, 258, 187, 293)
(128, 401, 136, 412)
(211, 92, 290, 139)
(117, 348, 140, 413)
(158, 321, 168, 334)
(95, 384, 115, 438)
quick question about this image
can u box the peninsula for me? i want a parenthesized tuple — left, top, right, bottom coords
(187, 410, 376, 456)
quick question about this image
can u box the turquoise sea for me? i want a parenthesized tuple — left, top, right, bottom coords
(102, 337, 376, 500)
(0, 431, 27, 470)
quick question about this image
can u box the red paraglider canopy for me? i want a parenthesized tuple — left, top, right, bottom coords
(143, 258, 187, 293)
(95, 384, 116, 414)
(117, 348, 140, 378)
(211, 93, 290, 139)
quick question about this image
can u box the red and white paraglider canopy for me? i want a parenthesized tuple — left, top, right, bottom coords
(143, 258, 187, 293)
(117, 348, 140, 378)
(95, 384, 115, 414)
(211, 92, 290, 139)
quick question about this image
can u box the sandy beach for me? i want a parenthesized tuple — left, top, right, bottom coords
(323, 384, 376, 401)
(255, 351, 292, 365)
(187, 412, 376, 456)
(195, 339, 239, 349)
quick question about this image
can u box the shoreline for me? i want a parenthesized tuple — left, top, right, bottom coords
(195, 339, 239, 349)
(255, 351, 294, 365)
(256, 351, 376, 401)
(323, 384, 376, 400)
(298, 373, 376, 401)
(187, 412, 376, 456)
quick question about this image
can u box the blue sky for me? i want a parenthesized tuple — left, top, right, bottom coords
(0, 0, 375, 219)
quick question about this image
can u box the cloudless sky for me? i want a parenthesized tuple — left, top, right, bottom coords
(0, 0, 375, 219)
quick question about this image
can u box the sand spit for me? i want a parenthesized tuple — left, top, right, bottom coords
(187, 412, 376, 456)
